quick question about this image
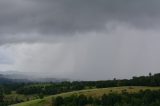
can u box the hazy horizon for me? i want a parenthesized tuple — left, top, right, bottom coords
(0, 0, 160, 80)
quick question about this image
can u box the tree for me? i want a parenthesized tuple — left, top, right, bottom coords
(54, 96, 64, 106)
(149, 72, 152, 77)
(78, 94, 87, 106)
(0, 88, 5, 106)
(38, 93, 44, 99)
(88, 96, 93, 104)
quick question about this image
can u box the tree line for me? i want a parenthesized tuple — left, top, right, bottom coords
(16, 73, 160, 95)
(52, 89, 160, 106)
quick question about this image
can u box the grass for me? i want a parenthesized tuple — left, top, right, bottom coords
(11, 86, 160, 106)
(5, 91, 38, 101)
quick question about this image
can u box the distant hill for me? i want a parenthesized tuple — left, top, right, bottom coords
(0, 71, 69, 83)
(33, 77, 69, 82)
(0, 74, 13, 83)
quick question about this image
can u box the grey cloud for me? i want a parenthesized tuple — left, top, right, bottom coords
(0, 0, 160, 44)
(1, 0, 160, 80)
(4, 26, 160, 80)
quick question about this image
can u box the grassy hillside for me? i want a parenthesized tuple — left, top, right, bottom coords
(11, 86, 160, 106)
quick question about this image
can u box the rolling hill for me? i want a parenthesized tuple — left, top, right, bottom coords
(11, 86, 160, 106)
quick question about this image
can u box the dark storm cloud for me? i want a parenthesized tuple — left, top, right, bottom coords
(0, 0, 160, 44)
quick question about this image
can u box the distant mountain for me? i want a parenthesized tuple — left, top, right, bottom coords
(33, 78, 69, 82)
(0, 71, 69, 83)
(0, 74, 13, 83)
(0, 70, 30, 79)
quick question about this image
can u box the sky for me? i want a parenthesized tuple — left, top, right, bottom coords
(0, 0, 160, 80)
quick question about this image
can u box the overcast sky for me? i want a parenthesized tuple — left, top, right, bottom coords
(0, 0, 160, 80)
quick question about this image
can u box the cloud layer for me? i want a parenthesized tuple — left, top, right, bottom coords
(0, 0, 160, 44)
(0, 0, 160, 80)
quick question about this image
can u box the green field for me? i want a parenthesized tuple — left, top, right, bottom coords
(11, 86, 160, 106)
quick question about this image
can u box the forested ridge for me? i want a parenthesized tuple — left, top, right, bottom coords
(53, 89, 160, 106)
(15, 73, 160, 95)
